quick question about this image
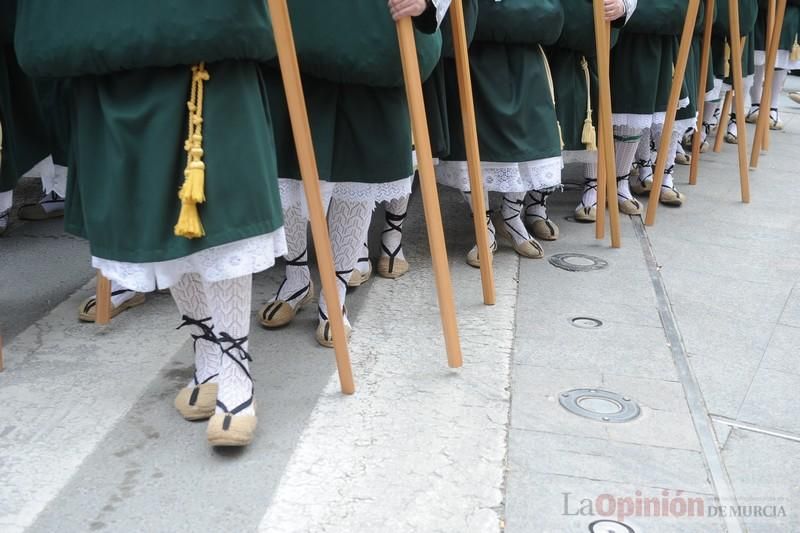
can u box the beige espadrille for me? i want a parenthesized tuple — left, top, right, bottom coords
(175, 383, 218, 421)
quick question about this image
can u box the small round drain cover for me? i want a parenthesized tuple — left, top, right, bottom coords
(549, 253, 609, 272)
(589, 520, 635, 533)
(570, 316, 603, 329)
(559, 389, 640, 423)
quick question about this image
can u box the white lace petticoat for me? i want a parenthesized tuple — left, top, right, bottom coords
(611, 97, 691, 130)
(755, 50, 800, 71)
(92, 229, 288, 293)
(435, 156, 563, 193)
(562, 150, 598, 165)
(278, 177, 413, 218)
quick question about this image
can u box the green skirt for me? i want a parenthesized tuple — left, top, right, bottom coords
(548, 47, 599, 154)
(610, 32, 678, 117)
(423, 63, 450, 160)
(754, 5, 800, 52)
(263, 67, 413, 183)
(712, 33, 756, 82)
(0, 45, 50, 192)
(65, 60, 283, 263)
(444, 43, 561, 163)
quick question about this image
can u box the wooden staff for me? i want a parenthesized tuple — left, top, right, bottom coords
(397, 17, 463, 368)
(267, 0, 355, 394)
(714, 89, 733, 151)
(763, 0, 776, 150)
(751, 0, 788, 167)
(592, 3, 621, 247)
(95, 272, 112, 325)
(726, 3, 751, 203)
(450, 0, 496, 305)
(689, 0, 717, 185)
(645, 0, 702, 226)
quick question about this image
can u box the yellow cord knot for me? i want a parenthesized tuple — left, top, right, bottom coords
(175, 63, 210, 239)
(580, 57, 597, 151)
(791, 35, 800, 62)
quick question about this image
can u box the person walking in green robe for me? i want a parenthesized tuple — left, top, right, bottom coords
(15, 1, 287, 447)
(258, 0, 446, 348)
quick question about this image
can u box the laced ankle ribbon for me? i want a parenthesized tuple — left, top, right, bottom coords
(177, 315, 219, 385)
(381, 211, 407, 273)
(175, 63, 211, 239)
(216, 331, 254, 419)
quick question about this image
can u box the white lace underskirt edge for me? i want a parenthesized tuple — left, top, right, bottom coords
(754, 50, 800, 71)
(612, 97, 691, 129)
(436, 156, 563, 193)
(562, 150, 598, 165)
(278, 177, 413, 218)
(93, 229, 288, 293)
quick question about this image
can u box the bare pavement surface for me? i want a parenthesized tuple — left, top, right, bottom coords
(1, 81, 800, 532)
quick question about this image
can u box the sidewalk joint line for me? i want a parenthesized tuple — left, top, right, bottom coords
(632, 216, 743, 533)
(710, 415, 800, 443)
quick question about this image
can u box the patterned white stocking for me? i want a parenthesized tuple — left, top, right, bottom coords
(319, 198, 373, 327)
(170, 274, 220, 388)
(501, 193, 533, 246)
(205, 275, 255, 417)
(271, 203, 312, 310)
(614, 126, 644, 203)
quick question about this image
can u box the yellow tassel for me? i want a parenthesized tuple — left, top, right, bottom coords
(174, 200, 205, 239)
(579, 57, 597, 151)
(557, 121, 565, 150)
(724, 41, 731, 78)
(179, 161, 206, 204)
(791, 35, 800, 62)
(174, 64, 210, 239)
(582, 118, 597, 151)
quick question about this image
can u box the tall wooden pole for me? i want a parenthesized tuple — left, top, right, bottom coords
(268, 0, 355, 394)
(95, 272, 112, 325)
(727, 3, 752, 203)
(763, 0, 776, 151)
(645, 0, 702, 226)
(689, 0, 716, 185)
(751, 0, 787, 168)
(592, 5, 621, 247)
(397, 18, 463, 368)
(450, 0, 496, 305)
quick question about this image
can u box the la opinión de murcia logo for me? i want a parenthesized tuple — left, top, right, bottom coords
(563, 490, 788, 523)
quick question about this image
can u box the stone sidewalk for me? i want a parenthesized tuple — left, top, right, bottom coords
(1, 81, 799, 532)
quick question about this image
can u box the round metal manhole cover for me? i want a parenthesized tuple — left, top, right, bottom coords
(559, 389, 640, 423)
(589, 519, 636, 533)
(570, 316, 604, 329)
(549, 253, 609, 272)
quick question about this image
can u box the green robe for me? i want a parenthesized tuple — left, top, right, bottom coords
(262, 5, 444, 184)
(443, 43, 561, 164)
(0, 1, 49, 193)
(754, 3, 800, 52)
(610, 32, 680, 116)
(64, 61, 283, 263)
(263, 69, 414, 183)
(0, 46, 49, 192)
(712, 0, 759, 80)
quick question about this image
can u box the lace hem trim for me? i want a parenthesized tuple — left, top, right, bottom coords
(278, 177, 412, 215)
(436, 156, 563, 193)
(755, 50, 800, 70)
(561, 150, 598, 165)
(93, 229, 288, 293)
